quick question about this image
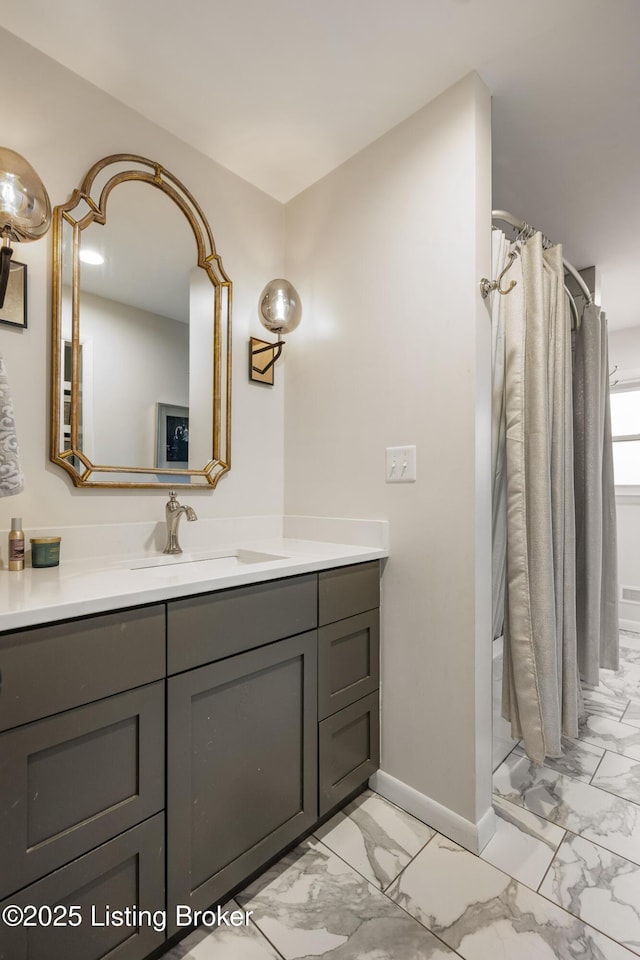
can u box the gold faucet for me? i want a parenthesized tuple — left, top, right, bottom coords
(163, 490, 197, 554)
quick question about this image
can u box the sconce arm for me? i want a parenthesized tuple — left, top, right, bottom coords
(251, 338, 285, 376)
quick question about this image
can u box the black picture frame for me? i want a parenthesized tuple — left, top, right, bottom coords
(156, 403, 189, 470)
(0, 261, 27, 329)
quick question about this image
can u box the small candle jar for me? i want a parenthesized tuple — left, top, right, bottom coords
(30, 537, 62, 568)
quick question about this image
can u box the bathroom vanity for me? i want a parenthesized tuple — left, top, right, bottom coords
(0, 546, 382, 960)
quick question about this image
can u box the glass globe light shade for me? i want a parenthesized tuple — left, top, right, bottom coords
(0, 147, 51, 242)
(258, 279, 302, 335)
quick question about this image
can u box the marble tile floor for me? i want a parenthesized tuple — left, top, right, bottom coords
(168, 629, 640, 960)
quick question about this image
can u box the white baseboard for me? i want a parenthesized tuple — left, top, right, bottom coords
(620, 619, 640, 634)
(369, 769, 496, 855)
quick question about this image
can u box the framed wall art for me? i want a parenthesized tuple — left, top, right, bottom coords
(0, 261, 27, 329)
(156, 402, 189, 470)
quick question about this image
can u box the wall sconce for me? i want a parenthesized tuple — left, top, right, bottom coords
(249, 278, 302, 385)
(0, 147, 51, 309)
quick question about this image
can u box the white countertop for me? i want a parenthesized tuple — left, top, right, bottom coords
(0, 528, 388, 632)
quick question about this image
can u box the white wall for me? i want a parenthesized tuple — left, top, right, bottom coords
(2, 28, 285, 527)
(284, 75, 494, 846)
(609, 324, 640, 627)
(608, 323, 640, 387)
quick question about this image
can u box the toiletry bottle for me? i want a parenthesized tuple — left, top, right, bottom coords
(8, 517, 25, 571)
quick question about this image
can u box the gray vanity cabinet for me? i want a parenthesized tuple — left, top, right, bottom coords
(0, 561, 381, 959)
(166, 621, 318, 936)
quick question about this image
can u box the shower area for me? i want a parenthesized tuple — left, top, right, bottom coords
(487, 209, 619, 767)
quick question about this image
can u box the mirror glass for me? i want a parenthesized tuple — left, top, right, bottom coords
(51, 155, 231, 487)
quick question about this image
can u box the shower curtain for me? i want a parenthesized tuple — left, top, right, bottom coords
(490, 232, 510, 642)
(490, 230, 618, 763)
(573, 305, 619, 684)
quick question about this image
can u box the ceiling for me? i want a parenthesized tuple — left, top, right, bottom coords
(4, 0, 640, 328)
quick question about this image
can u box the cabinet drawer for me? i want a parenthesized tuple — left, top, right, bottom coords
(0, 682, 164, 900)
(318, 562, 380, 626)
(0, 813, 165, 960)
(318, 610, 379, 720)
(0, 606, 165, 732)
(167, 574, 317, 674)
(319, 691, 380, 815)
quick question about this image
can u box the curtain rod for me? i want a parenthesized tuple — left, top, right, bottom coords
(492, 209, 593, 306)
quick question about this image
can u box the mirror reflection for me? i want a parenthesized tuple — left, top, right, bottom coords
(51, 155, 231, 488)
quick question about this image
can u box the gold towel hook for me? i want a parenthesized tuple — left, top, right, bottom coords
(480, 250, 518, 299)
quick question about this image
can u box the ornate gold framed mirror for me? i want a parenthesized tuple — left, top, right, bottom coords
(51, 154, 231, 488)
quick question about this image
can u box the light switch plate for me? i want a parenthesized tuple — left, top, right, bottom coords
(385, 445, 416, 483)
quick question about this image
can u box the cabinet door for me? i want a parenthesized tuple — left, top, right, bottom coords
(167, 631, 317, 933)
(0, 813, 165, 960)
(0, 682, 164, 899)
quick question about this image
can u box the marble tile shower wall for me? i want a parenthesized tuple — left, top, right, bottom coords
(167, 630, 640, 960)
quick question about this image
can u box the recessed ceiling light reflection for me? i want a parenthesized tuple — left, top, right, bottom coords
(79, 248, 104, 265)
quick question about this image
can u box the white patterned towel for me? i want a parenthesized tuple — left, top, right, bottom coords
(0, 354, 24, 496)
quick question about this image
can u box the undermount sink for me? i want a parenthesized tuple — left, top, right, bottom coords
(129, 548, 288, 571)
